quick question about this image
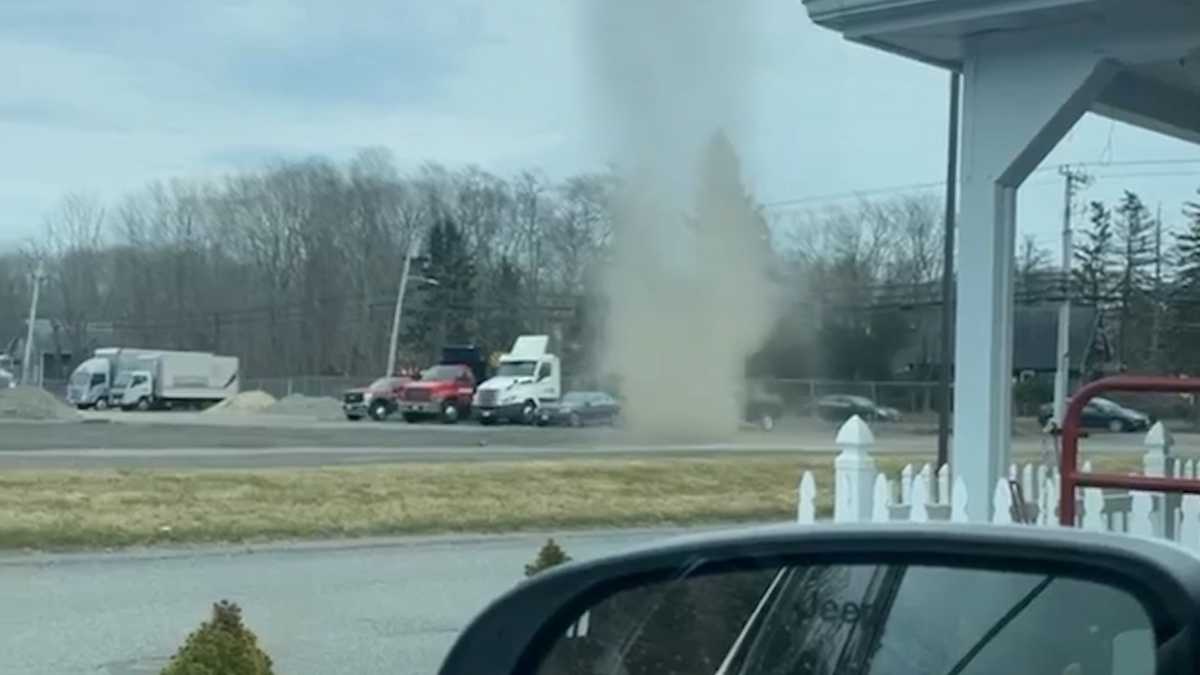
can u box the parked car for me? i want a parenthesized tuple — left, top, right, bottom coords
(341, 376, 412, 421)
(536, 391, 620, 427)
(1037, 396, 1151, 432)
(814, 394, 901, 423)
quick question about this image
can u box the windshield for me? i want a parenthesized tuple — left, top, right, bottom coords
(495, 361, 537, 377)
(421, 365, 464, 381)
(4, 3, 1194, 674)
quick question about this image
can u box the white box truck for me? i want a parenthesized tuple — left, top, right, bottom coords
(66, 347, 164, 409)
(110, 351, 239, 411)
(472, 335, 561, 425)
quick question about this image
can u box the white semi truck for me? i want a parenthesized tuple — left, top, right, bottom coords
(67, 348, 238, 411)
(472, 335, 561, 425)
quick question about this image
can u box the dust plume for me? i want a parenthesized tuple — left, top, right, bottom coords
(585, 1, 776, 439)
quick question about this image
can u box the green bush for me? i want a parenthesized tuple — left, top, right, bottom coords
(161, 601, 274, 675)
(525, 538, 572, 577)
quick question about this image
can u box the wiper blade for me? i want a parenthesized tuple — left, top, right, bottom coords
(943, 576, 1054, 675)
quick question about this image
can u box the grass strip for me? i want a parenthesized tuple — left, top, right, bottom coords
(0, 453, 1140, 550)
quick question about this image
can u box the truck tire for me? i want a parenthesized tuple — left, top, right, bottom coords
(94, 398, 109, 411)
(369, 400, 391, 421)
(441, 401, 460, 424)
(521, 400, 537, 425)
(136, 397, 151, 412)
(568, 412, 582, 428)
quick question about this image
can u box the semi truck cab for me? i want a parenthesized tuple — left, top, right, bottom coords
(473, 335, 561, 425)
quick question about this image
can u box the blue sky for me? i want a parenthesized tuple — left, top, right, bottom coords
(1, 0, 1198, 252)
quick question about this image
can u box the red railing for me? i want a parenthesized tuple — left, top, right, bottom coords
(1060, 375, 1200, 526)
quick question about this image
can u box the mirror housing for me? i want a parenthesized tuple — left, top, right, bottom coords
(439, 524, 1200, 675)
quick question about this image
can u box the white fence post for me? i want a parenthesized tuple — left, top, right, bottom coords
(834, 415, 876, 523)
(951, 475, 969, 522)
(871, 474, 891, 522)
(1144, 422, 1175, 537)
(1143, 421, 1173, 476)
(796, 471, 816, 524)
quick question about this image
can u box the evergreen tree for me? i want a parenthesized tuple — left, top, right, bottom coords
(1073, 201, 1116, 304)
(1113, 191, 1157, 367)
(1168, 190, 1200, 372)
(422, 216, 476, 353)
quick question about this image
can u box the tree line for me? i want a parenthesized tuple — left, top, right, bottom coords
(0, 148, 613, 378)
(3, 144, 1197, 383)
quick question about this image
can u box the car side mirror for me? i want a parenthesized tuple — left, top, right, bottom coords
(439, 524, 1197, 675)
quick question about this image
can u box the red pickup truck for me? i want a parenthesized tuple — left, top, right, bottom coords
(397, 364, 477, 423)
(341, 375, 413, 421)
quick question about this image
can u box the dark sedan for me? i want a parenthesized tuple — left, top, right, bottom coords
(814, 394, 901, 423)
(537, 391, 620, 427)
(1038, 396, 1151, 432)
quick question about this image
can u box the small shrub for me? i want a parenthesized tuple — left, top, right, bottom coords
(161, 600, 274, 675)
(525, 538, 572, 577)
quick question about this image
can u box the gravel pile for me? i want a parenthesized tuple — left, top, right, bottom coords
(0, 386, 82, 421)
(203, 390, 277, 415)
(265, 394, 344, 420)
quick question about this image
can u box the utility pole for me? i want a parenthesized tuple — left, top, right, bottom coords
(21, 261, 46, 385)
(1151, 203, 1163, 371)
(1052, 166, 1092, 425)
(386, 231, 422, 378)
(936, 72, 960, 470)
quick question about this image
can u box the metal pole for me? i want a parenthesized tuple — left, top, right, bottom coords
(21, 262, 45, 385)
(386, 232, 421, 377)
(936, 72, 960, 470)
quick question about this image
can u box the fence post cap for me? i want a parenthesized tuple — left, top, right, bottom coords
(1144, 421, 1173, 451)
(835, 414, 874, 446)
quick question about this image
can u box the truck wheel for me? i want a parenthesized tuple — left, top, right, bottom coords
(369, 400, 391, 421)
(759, 413, 776, 431)
(94, 398, 109, 411)
(442, 402, 460, 424)
(136, 397, 151, 412)
(521, 400, 537, 425)
(569, 412, 582, 428)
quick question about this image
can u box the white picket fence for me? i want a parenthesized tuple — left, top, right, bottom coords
(796, 415, 1200, 548)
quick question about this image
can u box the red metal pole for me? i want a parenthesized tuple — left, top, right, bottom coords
(1060, 375, 1200, 526)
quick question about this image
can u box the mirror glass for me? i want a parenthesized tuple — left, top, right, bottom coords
(535, 563, 1155, 675)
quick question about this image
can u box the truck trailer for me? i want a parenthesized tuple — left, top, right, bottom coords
(112, 351, 239, 410)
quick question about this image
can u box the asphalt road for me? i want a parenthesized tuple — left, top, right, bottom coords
(0, 527, 707, 675)
(0, 411, 1155, 469)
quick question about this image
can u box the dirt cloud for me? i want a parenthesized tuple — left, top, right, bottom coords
(586, 1, 776, 439)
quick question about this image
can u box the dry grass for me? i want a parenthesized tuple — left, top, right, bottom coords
(0, 453, 1143, 550)
(0, 456, 832, 550)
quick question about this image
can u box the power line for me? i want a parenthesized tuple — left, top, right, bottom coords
(762, 158, 1200, 212)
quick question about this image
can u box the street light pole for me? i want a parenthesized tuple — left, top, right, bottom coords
(22, 261, 46, 385)
(386, 232, 422, 377)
